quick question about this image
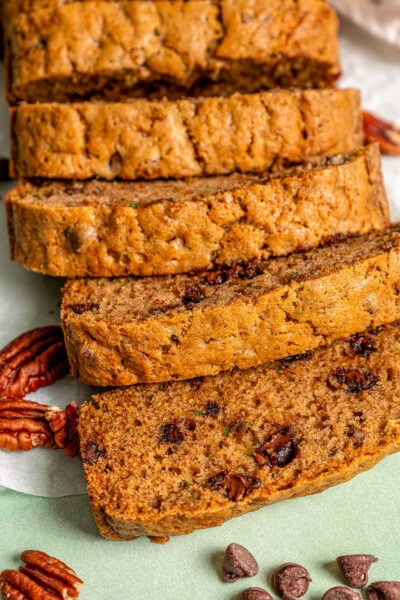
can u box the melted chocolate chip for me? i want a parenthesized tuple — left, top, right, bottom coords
(229, 260, 264, 280)
(253, 426, 298, 467)
(204, 401, 220, 416)
(280, 351, 312, 364)
(222, 543, 259, 583)
(328, 368, 378, 394)
(182, 286, 205, 306)
(202, 270, 230, 286)
(336, 555, 378, 588)
(159, 422, 183, 445)
(83, 441, 106, 465)
(205, 471, 261, 502)
(68, 303, 100, 314)
(348, 335, 377, 357)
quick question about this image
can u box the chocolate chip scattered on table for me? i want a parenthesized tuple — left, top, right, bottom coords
(272, 563, 312, 598)
(237, 588, 273, 600)
(223, 543, 259, 583)
(322, 586, 362, 600)
(336, 554, 378, 587)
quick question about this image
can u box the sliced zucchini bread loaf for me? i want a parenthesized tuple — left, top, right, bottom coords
(62, 225, 400, 386)
(6, 145, 388, 277)
(5, 0, 340, 103)
(10, 89, 362, 180)
(78, 320, 400, 541)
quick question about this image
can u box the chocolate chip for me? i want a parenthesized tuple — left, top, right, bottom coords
(229, 260, 264, 280)
(272, 563, 311, 598)
(182, 286, 205, 306)
(327, 368, 378, 394)
(366, 582, 400, 600)
(237, 587, 273, 600)
(83, 441, 106, 465)
(68, 303, 100, 314)
(279, 352, 312, 364)
(336, 555, 378, 587)
(202, 270, 230, 286)
(205, 472, 261, 502)
(348, 335, 376, 357)
(204, 401, 220, 416)
(253, 426, 298, 468)
(222, 542, 259, 583)
(159, 422, 183, 445)
(322, 586, 362, 600)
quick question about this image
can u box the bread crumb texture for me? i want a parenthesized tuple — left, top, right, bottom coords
(78, 321, 400, 540)
(6, 0, 340, 103)
(62, 225, 400, 386)
(11, 89, 362, 180)
(5, 145, 388, 277)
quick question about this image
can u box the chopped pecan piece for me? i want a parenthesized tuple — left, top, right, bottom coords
(0, 549, 83, 600)
(46, 401, 80, 457)
(363, 111, 400, 155)
(0, 326, 69, 398)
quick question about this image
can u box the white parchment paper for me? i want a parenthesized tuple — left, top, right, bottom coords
(331, 0, 400, 48)
(0, 13, 400, 497)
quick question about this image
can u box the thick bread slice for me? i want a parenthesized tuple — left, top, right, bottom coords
(5, 145, 389, 277)
(6, 0, 340, 103)
(78, 321, 400, 541)
(62, 225, 400, 386)
(10, 89, 362, 181)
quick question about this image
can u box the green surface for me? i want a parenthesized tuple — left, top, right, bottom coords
(1, 452, 400, 599)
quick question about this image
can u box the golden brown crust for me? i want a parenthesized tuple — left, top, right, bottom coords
(77, 321, 400, 540)
(5, 145, 389, 277)
(10, 89, 362, 181)
(6, 0, 340, 103)
(62, 225, 400, 386)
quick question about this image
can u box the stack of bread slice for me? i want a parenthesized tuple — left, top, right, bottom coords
(3, 0, 400, 542)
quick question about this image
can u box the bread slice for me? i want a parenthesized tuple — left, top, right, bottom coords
(78, 320, 400, 541)
(5, 145, 389, 277)
(5, 0, 340, 104)
(62, 225, 400, 386)
(10, 89, 362, 181)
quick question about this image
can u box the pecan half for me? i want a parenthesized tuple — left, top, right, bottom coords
(0, 398, 80, 456)
(0, 549, 83, 600)
(363, 111, 400, 155)
(0, 326, 69, 398)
